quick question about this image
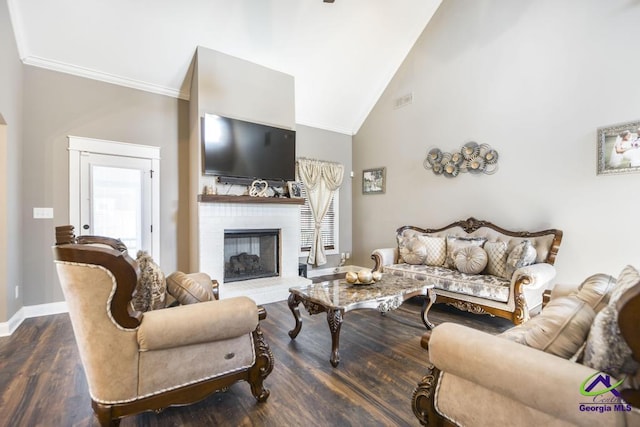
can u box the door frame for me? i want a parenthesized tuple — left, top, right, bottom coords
(68, 136, 161, 261)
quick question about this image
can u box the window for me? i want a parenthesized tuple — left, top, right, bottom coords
(300, 185, 339, 254)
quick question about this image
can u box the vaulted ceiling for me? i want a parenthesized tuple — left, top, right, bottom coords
(7, 0, 441, 135)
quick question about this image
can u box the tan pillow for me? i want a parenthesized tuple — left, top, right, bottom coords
(133, 251, 167, 312)
(166, 271, 215, 305)
(399, 236, 428, 265)
(573, 273, 616, 313)
(445, 236, 487, 268)
(454, 246, 488, 275)
(499, 295, 595, 359)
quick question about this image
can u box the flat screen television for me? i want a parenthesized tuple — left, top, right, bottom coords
(202, 113, 296, 186)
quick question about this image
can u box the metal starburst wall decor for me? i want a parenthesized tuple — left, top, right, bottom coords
(423, 142, 499, 178)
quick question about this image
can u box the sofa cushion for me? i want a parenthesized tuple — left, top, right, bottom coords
(383, 263, 510, 302)
(484, 241, 509, 279)
(499, 295, 595, 359)
(445, 236, 487, 269)
(399, 236, 428, 265)
(583, 265, 640, 377)
(423, 236, 447, 266)
(573, 273, 616, 313)
(505, 240, 537, 278)
(133, 251, 167, 312)
(166, 271, 215, 305)
(454, 246, 488, 275)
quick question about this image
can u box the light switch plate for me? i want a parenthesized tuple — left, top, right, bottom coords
(33, 207, 54, 219)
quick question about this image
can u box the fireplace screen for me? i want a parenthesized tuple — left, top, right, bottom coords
(224, 229, 280, 282)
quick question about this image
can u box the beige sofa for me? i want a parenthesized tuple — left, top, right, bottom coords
(371, 217, 563, 325)
(412, 266, 640, 426)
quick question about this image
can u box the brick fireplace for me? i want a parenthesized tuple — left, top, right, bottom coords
(198, 196, 311, 304)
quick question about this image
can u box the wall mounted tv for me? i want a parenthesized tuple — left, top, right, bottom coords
(202, 113, 296, 186)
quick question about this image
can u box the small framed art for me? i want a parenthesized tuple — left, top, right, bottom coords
(597, 120, 640, 175)
(288, 181, 303, 198)
(362, 167, 386, 194)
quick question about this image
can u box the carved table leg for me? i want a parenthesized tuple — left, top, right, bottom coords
(421, 288, 437, 329)
(327, 309, 344, 367)
(288, 293, 303, 339)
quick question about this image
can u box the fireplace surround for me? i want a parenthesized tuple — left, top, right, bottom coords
(198, 196, 311, 304)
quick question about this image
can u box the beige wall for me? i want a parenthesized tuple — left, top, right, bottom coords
(296, 125, 353, 271)
(353, 0, 640, 284)
(21, 66, 189, 305)
(0, 0, 23, 322)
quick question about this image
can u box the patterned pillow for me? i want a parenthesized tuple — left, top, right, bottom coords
(484, 241, 509, 279)
(423, 235, 446, 266)
(445, 236, 487, 268)
(454, 246, 488, 274)
(583, 265, 640, 377)
(133, 251, 167, 312)
(505, 240, 537, 278)
(399, 236, 428, 265)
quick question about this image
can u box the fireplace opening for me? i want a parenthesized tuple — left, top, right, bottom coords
(224, 229, 280, 283)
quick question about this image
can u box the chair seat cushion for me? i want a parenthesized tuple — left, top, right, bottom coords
(383, 263, 510, 302)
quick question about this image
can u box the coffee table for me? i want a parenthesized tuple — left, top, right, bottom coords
(287, 274, 436, 367)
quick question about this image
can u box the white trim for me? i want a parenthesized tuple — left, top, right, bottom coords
(68, 136, 161, 262)
(22, 55, 189, 100)
(0, 301, 68, 337)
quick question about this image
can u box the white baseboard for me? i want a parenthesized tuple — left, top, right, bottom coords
(0, 301, 68, 337)
(305, 264, 365, 278)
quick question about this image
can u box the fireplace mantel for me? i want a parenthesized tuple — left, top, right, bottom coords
(198, 194, 305, 205)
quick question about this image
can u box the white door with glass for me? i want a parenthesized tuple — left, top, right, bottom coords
(68, 136, 160, 262)
(80, 153, 152, 255)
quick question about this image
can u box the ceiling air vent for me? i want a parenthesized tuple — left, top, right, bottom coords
(394, 93, 413, 109)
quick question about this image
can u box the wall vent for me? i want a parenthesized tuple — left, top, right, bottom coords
(394, 93, 413, 109)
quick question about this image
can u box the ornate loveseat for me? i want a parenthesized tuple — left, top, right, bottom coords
(412, 265, 640, 426)
(371, 218, 563, 325)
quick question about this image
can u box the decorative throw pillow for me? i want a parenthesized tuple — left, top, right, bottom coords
(423, 235, 447, 266)
(454, 246, 488, 275)
(499, 295, 595, 359)
(484, 241, 509, 279)
(166, 271, 215, 305)
(505, 240, 537, 278)
(445, 236, 487, 268)
(399, 236, 428, 265)
(133, 251, 167, 312)
(582, 265, 640, 377)
(573, 273, 616, 313)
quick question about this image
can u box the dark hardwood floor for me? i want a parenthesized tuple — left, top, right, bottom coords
(0, 295, 512, 426)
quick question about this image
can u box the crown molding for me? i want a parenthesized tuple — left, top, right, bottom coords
(22, 55, 190, 100)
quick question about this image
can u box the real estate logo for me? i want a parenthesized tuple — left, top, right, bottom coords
(579, 371, 632, 413)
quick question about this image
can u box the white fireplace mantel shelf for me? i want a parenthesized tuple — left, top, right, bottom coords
(198, 194, 305, 205)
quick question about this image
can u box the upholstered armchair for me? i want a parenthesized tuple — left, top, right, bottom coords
(52, 226, 274, 426)
(412, 266, 640, 426)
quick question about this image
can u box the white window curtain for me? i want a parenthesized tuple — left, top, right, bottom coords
(296, 158, 344, 266)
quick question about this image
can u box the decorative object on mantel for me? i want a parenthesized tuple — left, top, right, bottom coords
(287, 181, 303, 198)
(249, 179, 269, 197)
(597, 119, 640, 175)
(297, 158, 344, 266)
(423, 142, 499, 177)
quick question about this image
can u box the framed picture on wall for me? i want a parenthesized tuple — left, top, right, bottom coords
(597, 120, 640, 175)
(362, 167, 386, 194)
